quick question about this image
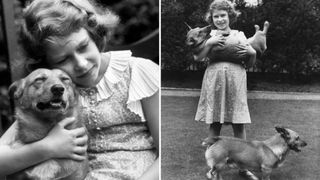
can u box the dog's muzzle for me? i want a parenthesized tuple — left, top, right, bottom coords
(288, 141, 307, 152)
(36, 84, 67, 111)
(36, 99, 67, 111)
(51, 84, 65, 96)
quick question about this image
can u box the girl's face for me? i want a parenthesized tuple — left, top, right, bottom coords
(45, 28, 106, 87)
(212, 10, 230, 31)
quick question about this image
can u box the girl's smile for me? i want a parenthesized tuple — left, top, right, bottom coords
(44, 28, 109, 87)
(212, 10, 230, 31)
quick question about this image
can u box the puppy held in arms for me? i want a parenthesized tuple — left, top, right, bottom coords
(202, 126, 307, 180)
(186, 21, 270, 59)
(7, 69, 88, 180)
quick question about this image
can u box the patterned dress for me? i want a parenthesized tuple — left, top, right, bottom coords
(195, 30, 251, 124)
(79, 51, 159, 180)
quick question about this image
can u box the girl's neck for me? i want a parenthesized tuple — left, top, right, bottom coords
(217, 27, 231, 34)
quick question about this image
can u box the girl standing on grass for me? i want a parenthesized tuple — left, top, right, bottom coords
(193, 0, 257, 179)
(0, 0, 159, 179)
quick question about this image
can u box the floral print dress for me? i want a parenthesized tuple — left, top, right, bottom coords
(195, 30, 251, 124)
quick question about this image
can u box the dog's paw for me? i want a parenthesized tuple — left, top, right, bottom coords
(27, 160, 61, 180)
(206, 171, 212, 179)
(207, 171, 221, 180)
(206, 170, 219, 180)
(239, 170, 259, 180)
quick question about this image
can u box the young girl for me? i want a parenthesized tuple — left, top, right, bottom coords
(194, 0, 257, 179)
(0, 0, 159, 179)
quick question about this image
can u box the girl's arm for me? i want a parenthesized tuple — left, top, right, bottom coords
(194, 35, 225, 61)
(246, 45, 256, 68)
(237, 31, 257, 67)
(139, 91, 159, 180)
(0, 118, 87, 176)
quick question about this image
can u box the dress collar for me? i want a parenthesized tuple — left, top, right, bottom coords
(79, 50, 132, 101)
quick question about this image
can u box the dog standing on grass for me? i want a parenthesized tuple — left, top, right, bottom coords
(202, 126, 307, 180)
(7, 68, 88, 180)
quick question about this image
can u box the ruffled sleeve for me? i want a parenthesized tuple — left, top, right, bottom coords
(93, 51, 132, 101)
(89, 51, 159, 122)
(79, 50, 159, 121)
(127, 57, 159, 121)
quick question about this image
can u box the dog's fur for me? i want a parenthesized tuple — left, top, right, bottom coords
(186, 25, 212, 55)
(247, 21, 270, 56)
(202, 126, 307, 180)
(7, 68, 88, 180)
(186, 21, 270, 58)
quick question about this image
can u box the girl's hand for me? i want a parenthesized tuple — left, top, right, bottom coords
(40, 117, 88, 161)
(234, 44, 249, 58)
(246, 44, 257, 56)
(235, 44, 256, 66)
(206, 34, 225, 47)
(216, 44, 247, 59)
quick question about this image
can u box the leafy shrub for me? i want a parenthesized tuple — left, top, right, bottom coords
(162, 0, 320, 76)
(237, 0, 320, 75)
(161, 0, 210, 71)
(109, 0, 159, 45)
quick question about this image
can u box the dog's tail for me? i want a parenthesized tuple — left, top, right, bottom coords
(202, 136, 221, 147)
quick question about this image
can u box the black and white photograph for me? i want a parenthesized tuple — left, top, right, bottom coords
(0, 0, 320, 180)
(162, 0, 320, 180)
(0, 0, 159, 179)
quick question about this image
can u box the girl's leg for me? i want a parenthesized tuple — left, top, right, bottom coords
(232, 124, 246, 139)
(209, 123, 222, 137)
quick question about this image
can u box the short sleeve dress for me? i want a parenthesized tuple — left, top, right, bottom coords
(79, 51, 159, 180)
(194, 30, 251, 124)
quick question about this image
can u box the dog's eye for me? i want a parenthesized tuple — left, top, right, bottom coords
(61, 77, 71, 82)
(34, 77, 47, 83)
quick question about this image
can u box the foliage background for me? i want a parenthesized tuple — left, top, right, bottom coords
(100, 0, 159, 46)
(14, 0, 159, 45)
(161, 0, 320, 76)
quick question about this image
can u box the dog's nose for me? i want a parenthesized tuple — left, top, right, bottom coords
(51, 84, 65, 96)
(302, 141, 307, 146)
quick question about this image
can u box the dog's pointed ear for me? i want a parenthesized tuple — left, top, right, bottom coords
(202, 136, 220, 147)
(254, 24, 260, 33)
(262, 21, 270, 35)
(9, 79, 26, 100)
(184, 22, 192, 30)
(275, 126, 290, 139)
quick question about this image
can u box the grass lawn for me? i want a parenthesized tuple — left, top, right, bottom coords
(161, 96, 320, 180)
(162, 71, 320, 93)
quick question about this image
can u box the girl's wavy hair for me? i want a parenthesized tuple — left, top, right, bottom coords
(19, 0, 119, 69)
(205, 0, 240, 28)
